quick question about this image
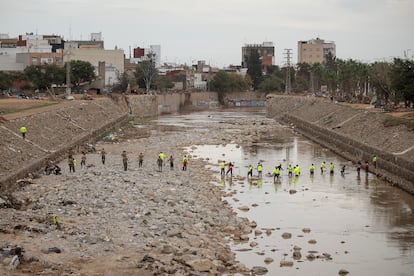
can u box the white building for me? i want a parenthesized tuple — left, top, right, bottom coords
(0, 34, 53, 71)
(150, 45, 161, 68)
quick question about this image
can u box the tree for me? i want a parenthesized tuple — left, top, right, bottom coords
(391, 58, 414, 108)
(0, 71, 13, 91)
(258, 74, 284, 92)
(112, 72, 130, 93)
(259, 65, 285, 93)
(210, 71, 249, 104)
(155, 75, 174, 92)
(323, 52, 338, 96)
(66, 60, 95, 88)
(336, 59, 370, 102)
(210, 71, 230, 104)
(370, 61, 394, 105)
(135, 55, 158, 92)
(310, 62, 324, 93)
(245, 50, 263, 90)
(24, 64, 65, 91)
(294, 63, 311, 93)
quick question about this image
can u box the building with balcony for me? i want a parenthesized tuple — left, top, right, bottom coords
(297, 38, 336, 64)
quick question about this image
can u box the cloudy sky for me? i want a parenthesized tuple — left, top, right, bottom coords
(1, 0, 413, 67)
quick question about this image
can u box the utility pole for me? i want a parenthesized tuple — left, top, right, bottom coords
(284, 49, 292, 94)
(64, 44, 74, 100)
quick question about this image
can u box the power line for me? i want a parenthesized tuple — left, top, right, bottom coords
(284, 49, 292, 94)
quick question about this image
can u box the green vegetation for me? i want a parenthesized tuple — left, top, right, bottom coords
(245, 50, 263, 91)
(0, 61, 95, 93)
(135, 55, 158, 92)
(209, 71, 250, 104)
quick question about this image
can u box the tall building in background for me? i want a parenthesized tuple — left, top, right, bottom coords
(241, 42, 275, 73)
(297, 38, 336, 64)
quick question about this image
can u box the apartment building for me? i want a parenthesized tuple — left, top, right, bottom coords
(297, 38, 336, 64)
(241, 42, 275, 73)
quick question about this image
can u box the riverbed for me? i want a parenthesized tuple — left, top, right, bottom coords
(176, 110, 414, 275)
(1, 109, 413, 275)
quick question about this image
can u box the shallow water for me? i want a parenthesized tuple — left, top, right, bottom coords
(158, 110, 414, 275)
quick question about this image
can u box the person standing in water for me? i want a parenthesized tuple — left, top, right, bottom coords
(257, 163, 263, 178)
(320, 161, 326, 173)
(247, 164, 253, 178)
(220, 160, 226, 176)
(226, 162, 233, 177)
(273, 166, 281, 182)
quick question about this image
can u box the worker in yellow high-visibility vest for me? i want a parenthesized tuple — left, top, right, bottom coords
(257, 163, 263, 178)
(20, 126, 27, 139)
(273, 166, 280, 182)
(372, 155, 377, 168)
(220, 161, 226, 176)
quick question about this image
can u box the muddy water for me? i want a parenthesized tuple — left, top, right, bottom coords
(156, 110, 414, 275)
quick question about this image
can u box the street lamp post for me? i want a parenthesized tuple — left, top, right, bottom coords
(64, 46, 74, 100)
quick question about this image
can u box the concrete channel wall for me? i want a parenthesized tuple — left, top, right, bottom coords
(135, 91, 266, 115)
(266, 95, 414, 194)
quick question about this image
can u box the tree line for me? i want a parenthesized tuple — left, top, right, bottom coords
(0, 60, 95, 94)
(211, 51, 414, 108)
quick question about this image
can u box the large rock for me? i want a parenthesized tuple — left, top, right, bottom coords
(185, 258, 213, 272)
(251, 266, 268, 275)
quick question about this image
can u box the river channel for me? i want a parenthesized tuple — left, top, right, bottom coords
(155, 109, 414, 275)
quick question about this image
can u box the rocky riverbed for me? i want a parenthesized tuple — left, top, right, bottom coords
(0, 110, 291, 275)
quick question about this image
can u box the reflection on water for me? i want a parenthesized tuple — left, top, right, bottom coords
(180, 112, 414, 276)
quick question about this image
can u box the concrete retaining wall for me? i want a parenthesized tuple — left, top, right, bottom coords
(266, 95, 414, 194)
(132, 91, 265, 115)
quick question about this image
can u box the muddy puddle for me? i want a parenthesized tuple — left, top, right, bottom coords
(155, 110, 414, 275)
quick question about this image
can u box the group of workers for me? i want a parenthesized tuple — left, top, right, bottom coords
(220, 155, 378, 182)
(156, 151, 188, 172)
(61, 149, 190, 173)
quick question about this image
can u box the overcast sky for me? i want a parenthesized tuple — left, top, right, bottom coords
(1, 0, 414, 67)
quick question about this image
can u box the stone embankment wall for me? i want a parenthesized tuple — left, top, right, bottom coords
(0, 97, 129, 190)
(266, 95, 414, 194)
